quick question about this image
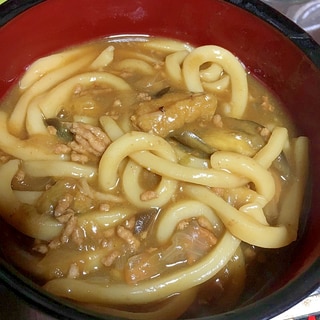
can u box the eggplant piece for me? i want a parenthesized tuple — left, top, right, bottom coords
(134, 209, 158, 235)
(173, 131, 214, 155)
(173, 117, 267, 157)
(45, 118, 74, 142)
(154, 86, 171, 98)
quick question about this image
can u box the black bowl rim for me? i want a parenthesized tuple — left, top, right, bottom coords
(0, 0, 319, 319)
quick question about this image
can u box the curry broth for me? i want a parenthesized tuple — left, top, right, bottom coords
(0, 36, 307, 318)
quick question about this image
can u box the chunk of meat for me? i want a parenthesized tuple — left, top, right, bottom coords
(131, 92, 217, 137)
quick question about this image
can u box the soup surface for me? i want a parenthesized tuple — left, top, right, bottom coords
(0, 36, 309, 319)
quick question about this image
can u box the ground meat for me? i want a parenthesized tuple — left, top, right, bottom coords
(60, 215, 78, 244)
(259, 127, 271, 138)
(197, 216, 214, 232)
(54, 143, 71, 155)
(117, 226, 140, 252)
(101, 250, 121, 267)
(213, 114, 223, 128)
(67, 122, 111, 163)
(71, 226, 84, 246)
(177, 220, 189, 231)
(48, 238, 61, 250)
(140, 190, 158, 201)
(32, 240, 49, 254)
(196, 225, 217, 247)
(55, 211, 74, 224)
(47, 125, 58, 135)
(54, 193, 74, 217)
(70, 152, 89, 164)
(113, 99, 122, 107)
(137, 92, 152, 101)
(261, 95, 275, 112)
(124, 217, 135, 231)
(99, 203, 110, 212)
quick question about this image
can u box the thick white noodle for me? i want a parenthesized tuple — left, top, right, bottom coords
(210, 151, 275, 202)
(165, 50, 189, 85)
(142, 38, 193, 53)
(254, 127, 288, 168)
(182, 45, 248, 118)
(239, 203, 269, 225)
(23, 161, 96, 179)
(113, 59, 155, 75)
(25, 95, 47, 135)
(202, 75, 230, 92)
(278, 137, 309, 233)
(37, 247, 118, 278)
(200, 63, 223, 82)
(77, 207, 136, 229)
(115, 48, 162, 64)
(26, 72, 132, 135)
(100, 117, 178, 207)
(132, 151, 247, 189)
(20, 46, 96, 90)
(98, 125, 246, 189)
(13, 190, 42, 205)
(99, 115, 124, 140)
(200, 64, 230, 92)
(9, 53, 97, 136)
(90, 46, 115, 69)
(98, 131, 178, 191)
(184, 184, 295, 248)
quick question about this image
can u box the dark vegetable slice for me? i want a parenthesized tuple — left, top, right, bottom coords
(44, 118, 74, 142)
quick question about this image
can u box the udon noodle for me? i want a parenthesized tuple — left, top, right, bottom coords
(0, 36, 309, 319)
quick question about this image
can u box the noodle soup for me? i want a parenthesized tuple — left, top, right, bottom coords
(0, 36, 309, 319)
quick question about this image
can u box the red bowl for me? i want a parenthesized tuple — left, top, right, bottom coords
(0, 0, 319, 319)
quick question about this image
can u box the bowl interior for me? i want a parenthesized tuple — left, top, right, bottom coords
(0, 0, 320, 319)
